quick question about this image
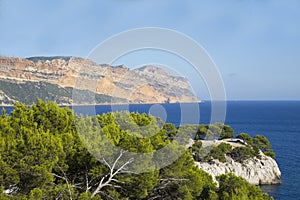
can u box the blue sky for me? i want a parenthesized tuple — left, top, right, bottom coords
(0, 0, 299, 100)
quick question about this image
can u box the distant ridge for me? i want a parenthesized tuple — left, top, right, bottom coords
(0, 56, 200, 105)
(27, 56, 72, 62)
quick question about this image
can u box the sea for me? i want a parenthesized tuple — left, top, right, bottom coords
(2, 101, 300, 200)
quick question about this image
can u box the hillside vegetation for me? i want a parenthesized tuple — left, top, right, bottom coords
(0, 79, 126, 105)
(189, 123, 275, 163)
(0, 56, 200, 104)
(0, 100, 272, 199)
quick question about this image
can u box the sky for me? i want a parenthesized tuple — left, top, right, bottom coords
(0, 0, 299, 100)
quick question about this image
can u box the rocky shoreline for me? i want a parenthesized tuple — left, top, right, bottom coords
(194, 141, 281, 185)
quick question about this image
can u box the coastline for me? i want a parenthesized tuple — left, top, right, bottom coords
(0, 100, 202, 107)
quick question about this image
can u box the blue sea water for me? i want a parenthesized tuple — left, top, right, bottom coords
(223, 101, 300, 200)
(2, 101, 300, 199)
(76, 101, 300, 200)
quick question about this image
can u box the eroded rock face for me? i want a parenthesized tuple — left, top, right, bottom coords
(195, 154, 281, 185)
(0, 56, 200, 104)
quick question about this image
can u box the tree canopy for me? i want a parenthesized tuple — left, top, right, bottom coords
(0, 100, 272, 199)
(193, 123, 234, 140)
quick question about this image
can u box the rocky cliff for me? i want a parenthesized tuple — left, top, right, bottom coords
(195, 148, 281, 185)
(0, 56, 200, 105)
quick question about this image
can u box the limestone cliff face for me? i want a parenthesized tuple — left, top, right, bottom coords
(195, 154, 281, 185)
(0, 56, 200, 104)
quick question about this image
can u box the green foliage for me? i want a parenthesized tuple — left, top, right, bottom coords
(217, 142, 233, 153)
(207, 123, 222, 140)
(148, 151, 218, 200)
(196, 143, 232, 163)
(178, 124, 199, 142)
(194, 124, 208, 140)
(0, 100, 273, 199)
(27, 56, 72, 62)
(29, 188, 43, 199)
(194, 123, 234, 140)
(190, 140, 203, 161)
(194, 131, 274, 163)
(220, 125, 234, 139)
(210, 147, 227, 163)
(253, 135, 272, 151)
(236, 133, 253, 145)
(130, 112, 151, 126)
(264, 150, 275, 159)
(209, 143, 232, 163)
(162, 123, 177, 140)
(217, 173, 273, 200)
(229, 146, 257, 163)
(0, 79, 126, 105)
(0, 79, 72, 104)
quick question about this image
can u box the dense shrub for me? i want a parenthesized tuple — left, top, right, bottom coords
(253, 135, 272, 151)
(229, 146, 256, 163)
(197, 143, 232, 163)
(0, 100, 273, 199)
(217, 142, 232, 153)
(236, 133, 253, 145)
(264, 150, 276, 159)
(220, 125, 234, 139)
(195, 123, 234, 140)
(217, 173, 273, 200)
(209, 143, 232, 163)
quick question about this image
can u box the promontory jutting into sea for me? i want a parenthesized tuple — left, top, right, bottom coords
(2, 56, 297, 199)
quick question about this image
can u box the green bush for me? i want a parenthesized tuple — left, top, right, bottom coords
(253, 135, 272, 151)
(229, 146, 256, 163)
(217, 173, 273, 200)
(264, 150, 276, 159)
(191, 140, 203, 161)
(195, 124, 208, 140)
(220, 125, 234, 139)
(207, 143, 232, 163)
(162, 123, 177, 140)
(0, 100, 274, 199)
(210, 146, 227, 162)
(194, 123, 234, 140)
(236, 133, 253, 145)
(217, 142, 232, 153)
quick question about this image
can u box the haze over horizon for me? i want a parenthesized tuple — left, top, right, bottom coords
(0, 0, 299, 100)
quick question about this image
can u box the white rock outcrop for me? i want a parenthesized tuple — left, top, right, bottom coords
(195, 154, 281, 185)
